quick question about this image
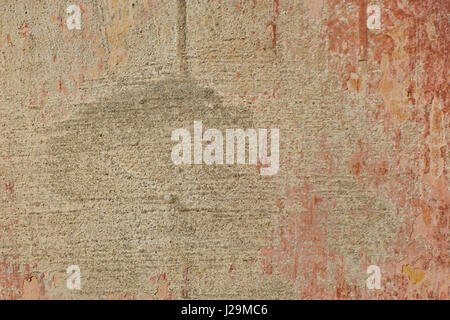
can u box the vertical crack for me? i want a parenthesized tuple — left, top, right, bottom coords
(177, 0, 187, 73)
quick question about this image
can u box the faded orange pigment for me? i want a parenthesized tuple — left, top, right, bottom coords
(261, 0, 448, 299)
(0, 0, 447, 300)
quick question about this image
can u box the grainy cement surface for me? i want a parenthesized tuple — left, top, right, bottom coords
(0, 0, 448, 299)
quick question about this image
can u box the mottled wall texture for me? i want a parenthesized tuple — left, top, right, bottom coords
(0, 0, 448, 300)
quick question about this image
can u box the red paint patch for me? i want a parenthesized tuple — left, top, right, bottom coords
(19, 21, 29, 38)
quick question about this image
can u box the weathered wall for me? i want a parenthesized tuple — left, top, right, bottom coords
(0, 0, 448, 299)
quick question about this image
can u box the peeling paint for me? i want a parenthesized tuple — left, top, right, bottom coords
(0, 0, 447, 300)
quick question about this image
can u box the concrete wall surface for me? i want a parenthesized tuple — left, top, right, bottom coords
(0, 0, 448, 299)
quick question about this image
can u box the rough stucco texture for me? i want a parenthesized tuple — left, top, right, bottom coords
(0, 0, 448, 299)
